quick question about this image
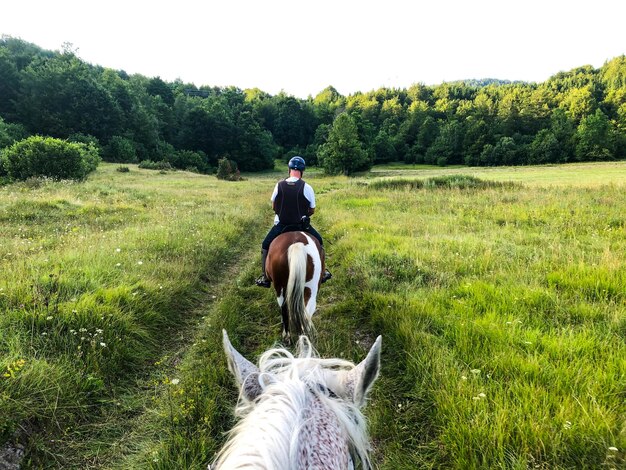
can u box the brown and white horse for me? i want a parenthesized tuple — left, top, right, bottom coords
(265, 231, 324, 341)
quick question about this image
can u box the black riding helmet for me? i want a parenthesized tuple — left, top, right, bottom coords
(288, 156, 306, 173)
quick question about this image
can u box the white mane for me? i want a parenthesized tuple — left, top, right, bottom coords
(214, 338, 373, 469)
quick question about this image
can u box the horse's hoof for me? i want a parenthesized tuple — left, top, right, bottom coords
(255, 276, 271, 288)
(282, 331, 292, 346)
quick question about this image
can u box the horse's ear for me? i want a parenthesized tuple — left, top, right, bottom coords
(348, 335, 382, 407)
(222, 330, 262, 401)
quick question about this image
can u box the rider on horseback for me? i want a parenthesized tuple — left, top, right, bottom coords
(256, 156, 332, 288)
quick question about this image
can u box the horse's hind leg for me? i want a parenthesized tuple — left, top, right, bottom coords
(281, 304, 291, 345)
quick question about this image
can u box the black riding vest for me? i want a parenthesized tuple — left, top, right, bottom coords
(275, 179, 310, 225)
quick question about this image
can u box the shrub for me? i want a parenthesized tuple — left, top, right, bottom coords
(216, 157, 242, 181)
(168, 150, 210, 173)
(0, 117, 28, 149)
(368, 175, 520, 191)
(3, 136, 101, 181)
(68, 132, 100, 149)
(116, 166, 130, 173)
(0, 150, 7, 177)
(153, 140, 176, 162)
(138, 160, 173, 171)
(103, 136, 136, 163)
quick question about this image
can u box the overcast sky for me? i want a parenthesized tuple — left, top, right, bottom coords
(2, 0, 625, 98)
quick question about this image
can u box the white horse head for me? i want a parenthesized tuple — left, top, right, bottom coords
(212, 330, 382, 470)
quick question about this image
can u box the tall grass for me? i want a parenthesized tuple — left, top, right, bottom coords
(0, 164, 275, 467)
(318, 163, 626, 468)
(114, 162, 625, 469)
(2, 161, 625, 468)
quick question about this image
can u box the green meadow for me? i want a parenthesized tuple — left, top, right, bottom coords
(1, 161, 625, 469)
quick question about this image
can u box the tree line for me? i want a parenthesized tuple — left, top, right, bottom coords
(1, 36, 625, 175)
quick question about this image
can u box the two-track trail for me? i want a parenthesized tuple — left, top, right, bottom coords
(93, 233, 273, 468)
(97, 196, 387, 470)
(40, 215, 276, 469)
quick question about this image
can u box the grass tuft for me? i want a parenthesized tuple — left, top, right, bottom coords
(368, 174, 520, 191)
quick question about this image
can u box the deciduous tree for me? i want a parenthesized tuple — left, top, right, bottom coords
(319, 113, 370, 175)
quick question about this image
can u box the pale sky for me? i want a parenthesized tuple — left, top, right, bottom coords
(1, 0, 625, 98)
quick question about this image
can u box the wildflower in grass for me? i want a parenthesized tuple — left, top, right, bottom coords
(478, 392, 486, 398)
(564, 421, 572, 429)
(116, 248, 121, 252)
(461, 376, 467, 380)
(608, 447, 618, 452)
(471, 369, 481, 375)
(171, 378, 180, 385)
(137, 261, 143, 265)
(100, 342, 106, 347)
(46, 316, 53, 320)
(116, 263, 121, 267)
(3, 359, 26, 378)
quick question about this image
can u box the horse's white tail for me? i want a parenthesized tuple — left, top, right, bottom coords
(287, 243, 313, 338)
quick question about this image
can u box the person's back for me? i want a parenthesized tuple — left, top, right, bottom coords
(274, 178, 310, 225)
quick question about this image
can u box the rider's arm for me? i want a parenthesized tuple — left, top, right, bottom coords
(271, 183, 279, 213)
(304, 183, 316, 216)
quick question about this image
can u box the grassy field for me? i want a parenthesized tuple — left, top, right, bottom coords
(1, 161, 625, 468)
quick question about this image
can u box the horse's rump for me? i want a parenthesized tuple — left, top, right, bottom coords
(266, 231, 323, 338)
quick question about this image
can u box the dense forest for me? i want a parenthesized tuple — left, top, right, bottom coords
(1, 36, 625, 175)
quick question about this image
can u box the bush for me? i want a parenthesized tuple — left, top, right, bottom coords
(168, 150, 210, 173)
(3, 136, 101, 181)
(368, 175, 520, 191)
(103, 136, 136, 163)
(68, 132, 100, 149)
(0, 117, 28, 149)
(216, 157, 242, 181)
(138, 160, 173, 171)
(0, 150, 7, 177)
